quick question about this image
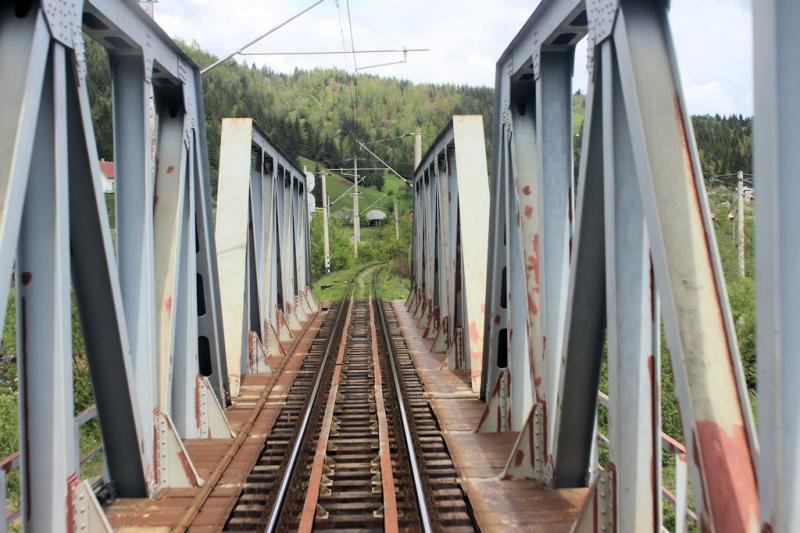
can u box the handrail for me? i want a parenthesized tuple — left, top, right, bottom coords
(595, 391, 696, 528)
(371, 267, 432, 533)
(2, 404, 102, 526)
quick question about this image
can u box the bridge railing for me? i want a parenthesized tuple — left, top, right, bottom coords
(596, 391, 697, 531)
(1, 404, 103, 529)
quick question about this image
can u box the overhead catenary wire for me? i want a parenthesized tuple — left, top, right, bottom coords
(200, 0, 327, 75)
(239, 48, 429, 56)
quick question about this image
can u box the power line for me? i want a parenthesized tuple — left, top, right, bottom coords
(240, 48, 428, 56)
(200, 0, 327, 75)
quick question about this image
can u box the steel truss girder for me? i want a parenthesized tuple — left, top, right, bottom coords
(215, 118, 315, 397)
(408, 116, 490, 393)
(487, 0, 758, 531)
(0, 0, 231, 524)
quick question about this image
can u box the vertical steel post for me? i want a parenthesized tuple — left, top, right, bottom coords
(111, 52, 157, 483)
(17, 44, 76, 530)
(754, 0, 800, 530)
(535, 50, 574, 449)
(600, 41, 659, 531)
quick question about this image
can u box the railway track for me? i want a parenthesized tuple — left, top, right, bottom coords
(220, 268, 476, 532)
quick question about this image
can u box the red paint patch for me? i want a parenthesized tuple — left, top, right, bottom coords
(494, 314, 501, 324)
(514, 448, 524, 466)
(21, 272, 32, 285)
(524, 205, 534, 218)
(693, 421, 759, 532)
(468, 321, 481, 343)
(522, 185, 532, 196)
(164, 296, 172, 314)
(166, 165, 175, 173)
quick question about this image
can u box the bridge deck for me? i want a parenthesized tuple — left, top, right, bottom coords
(104, 313, 326, 531)
(391, 300, 588, 532)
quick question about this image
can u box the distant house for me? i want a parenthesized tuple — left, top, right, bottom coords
(366, 209, 387, 227)
(99, 159, 115, 193)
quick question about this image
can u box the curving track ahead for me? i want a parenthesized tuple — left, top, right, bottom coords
(220, 267, 475, 532)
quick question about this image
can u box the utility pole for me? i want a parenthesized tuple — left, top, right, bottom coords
(139, 0, 156, 17)
(394, 199, 400, 239)
(322, 173, 331, 274)
(353, 155, 360, 258)
(414, 128, 422, 168)
(737, 169, 745, 278)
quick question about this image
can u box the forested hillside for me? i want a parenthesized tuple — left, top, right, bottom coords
(86, 38, 751, 192)
(84, 38, 493, 193)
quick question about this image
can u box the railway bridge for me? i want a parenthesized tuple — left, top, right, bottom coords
(0, 0, 795, 531)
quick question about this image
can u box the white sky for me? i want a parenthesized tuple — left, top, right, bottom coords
(155, 0, 753, 116)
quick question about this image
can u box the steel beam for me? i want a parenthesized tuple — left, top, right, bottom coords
(489, 1, 757, 530)
(754, 0, 800, 530)
(216, 118, 314, 397)
(410, 116, 491, 392)
(0, 0, 236, 519)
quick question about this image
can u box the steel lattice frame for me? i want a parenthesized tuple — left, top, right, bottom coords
(0, 0, 235, 528)
(407, 116, 491, 393)
(481, 0, 759, 531)
(215, 118, 316, 397)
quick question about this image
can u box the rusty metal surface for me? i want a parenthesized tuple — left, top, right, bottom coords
(105, 312, 326, 531)
(392, 298, 588, 532)
(279, 297, 416, 532)
(393, 301, 476, 399)
(462, 478, 586, 533)
(297, 297, 355, 532)
(368, 297, 400, 531)
(408, 116, 491, 393)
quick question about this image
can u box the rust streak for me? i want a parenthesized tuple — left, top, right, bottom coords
(298, 297, 355, 532)
(368, 297, 399, 532)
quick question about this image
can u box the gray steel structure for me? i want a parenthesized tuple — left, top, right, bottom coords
(215, 118, 316, 397)
(0, 0, 299, 529)
(407, 116, 491, 393)
(754, 1, 800, 531)
(479, 0, 759, 531)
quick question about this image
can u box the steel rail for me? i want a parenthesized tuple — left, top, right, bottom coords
(371, 268, 433, 533)
(171, 303, 322, 532)
(264, 267, 367, 532)
(297, 294, 354, 531)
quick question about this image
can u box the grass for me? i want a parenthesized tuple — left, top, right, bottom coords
(312, 259, 410, 303)
(374, 266, 410, 300)
(312, 263, 377, 302)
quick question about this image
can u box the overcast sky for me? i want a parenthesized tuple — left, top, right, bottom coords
(155, 0, 753, 116)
